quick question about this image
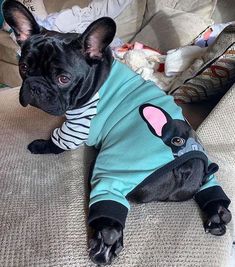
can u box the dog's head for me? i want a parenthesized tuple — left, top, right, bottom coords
(3, 0, 116, 115)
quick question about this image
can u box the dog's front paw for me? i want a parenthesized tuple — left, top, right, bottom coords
(28, 139, 64, 154)
(28, 139, 50, 154)
(89, 225, 123, 266)
(204, 204, 232, 236)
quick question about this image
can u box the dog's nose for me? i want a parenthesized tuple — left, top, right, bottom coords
(31, 86, 41, 96)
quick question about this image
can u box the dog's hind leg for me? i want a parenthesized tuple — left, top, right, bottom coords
(127, 158, 205, 203)
(89, 217, 123, 266)
(194, 182, 231, 236)
(127, 158, 232, 236)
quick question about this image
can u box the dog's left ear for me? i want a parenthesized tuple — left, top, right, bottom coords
(81, 17, 116, 60)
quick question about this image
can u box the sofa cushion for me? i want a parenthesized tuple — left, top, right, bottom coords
(19, 0, 48, 19)
(143, 0, 216, 26)
(0, 30, 19, 65)
(43, 0, 90, 14)
(0, 86, 233, 266)
(132, 7, 213, 52)
(114, 0, 147, 42)
(212, 0, 235, 23)
(0, 61, 21, 87)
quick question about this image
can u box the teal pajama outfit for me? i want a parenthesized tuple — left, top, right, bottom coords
(52, 60, 230, 227)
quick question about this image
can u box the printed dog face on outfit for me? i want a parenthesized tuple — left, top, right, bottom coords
(139, 104, 205, 157)
(3, 1, 232, 266)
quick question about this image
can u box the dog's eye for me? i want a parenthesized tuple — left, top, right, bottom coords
(171, 137, 185, 146)
(19, 63, 28, 73)
(57, 75, 71, 85)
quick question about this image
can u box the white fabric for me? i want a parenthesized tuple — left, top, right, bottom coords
(50, 0, 133, 34)
(165, 46, 207, 77)
(35, 13, 59, 31)
(35, 0, 132, 47)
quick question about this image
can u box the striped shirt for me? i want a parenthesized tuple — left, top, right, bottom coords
(51, 93, 99, 150)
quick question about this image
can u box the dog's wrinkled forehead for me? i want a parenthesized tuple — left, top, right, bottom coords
(22, 31, 79, 57)
(20, 32, 84, 73)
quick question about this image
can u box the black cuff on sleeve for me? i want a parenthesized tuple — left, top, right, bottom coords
(194, 185, 231, 210)
(88, 200, 128, 229)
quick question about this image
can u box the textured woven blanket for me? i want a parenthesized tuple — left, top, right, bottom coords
(0, 88, 234, 266)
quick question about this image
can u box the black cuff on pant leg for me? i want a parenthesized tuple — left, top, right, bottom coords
(194, 185, 231, 210)
(88, 200, 128, 229)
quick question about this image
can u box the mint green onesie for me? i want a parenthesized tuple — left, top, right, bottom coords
(52, 60, 230, 227)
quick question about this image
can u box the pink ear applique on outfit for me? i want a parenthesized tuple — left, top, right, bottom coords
(142, 106, 167, 137)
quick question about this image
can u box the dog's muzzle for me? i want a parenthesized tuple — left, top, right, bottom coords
(19, 78, 66, 116)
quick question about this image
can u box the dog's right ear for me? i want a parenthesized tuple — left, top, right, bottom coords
(2, 0, 40, 46)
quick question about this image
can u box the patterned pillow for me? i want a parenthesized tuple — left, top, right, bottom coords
(170, 45, 235, 103)
(169, 23, 235, 104)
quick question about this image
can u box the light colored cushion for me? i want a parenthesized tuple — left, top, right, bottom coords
(0, 30, 19, 65)
(0, 86, 233, 266)
(0, 61, 21, 87)
(114, 0, 147, 42)
(132, 7, 213, 52)
(61, 0, 91, 10)
(212, 0, 235, 24)
(143, 0, 216, 25)
(43, 0, 90, 14)
(19, 0, 48, 19)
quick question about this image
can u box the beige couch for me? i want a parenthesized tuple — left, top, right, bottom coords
(0, 1, 235, 266)
(0, 83, 234, 267)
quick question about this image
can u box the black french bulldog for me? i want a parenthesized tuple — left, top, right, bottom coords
(3, 1, 232, 266)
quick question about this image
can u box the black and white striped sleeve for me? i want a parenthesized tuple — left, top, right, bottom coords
(51, 93, 99, 150)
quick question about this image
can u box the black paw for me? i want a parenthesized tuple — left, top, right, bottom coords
(28, 138, 65, 154)
(28, 139, 50, 154)
(89, 225, 123, 266)
(204, 205, 232, 236)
